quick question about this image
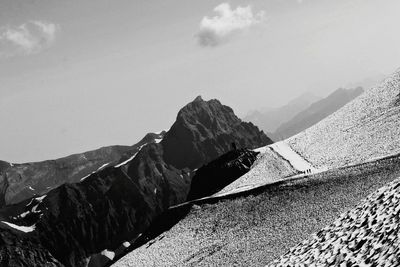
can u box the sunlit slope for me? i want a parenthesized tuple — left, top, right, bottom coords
(288, 71, 400, 169)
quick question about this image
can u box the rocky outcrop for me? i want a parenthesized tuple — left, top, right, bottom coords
(162, 96, 271, 170)
(0, 229, 62, 267)
(187, 149, 259, 200)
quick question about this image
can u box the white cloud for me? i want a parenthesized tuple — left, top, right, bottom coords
(0, 21, 59, 57)
(196, 3, 265, 47)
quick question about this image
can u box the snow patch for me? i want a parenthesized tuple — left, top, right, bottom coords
(35, 195, 46, 202)
(155, 138, 163, 143)
(115, 153, 138, 168)
(1, 221, 35, 233)
(80, 173, 92, 182)
(101, 249, 115, 260)
(123, 241, 131, 248)
(253, 146, 269, 153)
(19, 211, 30, 218)
(26, 195, 46, 207)
(28, 186, 35, 191)
(81, 163, 111, 181)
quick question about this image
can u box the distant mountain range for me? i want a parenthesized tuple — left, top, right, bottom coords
(244, 87, 364, 140)
(243, 92, 321, 137)
(274, 87, 364, 139)
(0, 96, 271, 267)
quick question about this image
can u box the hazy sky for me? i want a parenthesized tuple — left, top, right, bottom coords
(1, 0, 400, 162)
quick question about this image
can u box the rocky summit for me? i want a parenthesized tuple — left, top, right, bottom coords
(162, 96, 271, 170)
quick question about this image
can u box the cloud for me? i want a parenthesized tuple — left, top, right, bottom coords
(196, 3, 265, 47)
(0, 21, 59, 57)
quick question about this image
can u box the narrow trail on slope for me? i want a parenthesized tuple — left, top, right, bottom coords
(269, 141, 317, 173)
(269, 141, 328, 177)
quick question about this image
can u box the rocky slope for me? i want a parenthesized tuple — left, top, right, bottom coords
(244, 92, 321, 137)
(0, 96, 270, 267)
(271, 175, 400, 266)
(187, 149, 259, 201)
(274, 87, 364, 139)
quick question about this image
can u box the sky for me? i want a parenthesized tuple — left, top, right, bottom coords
(1, 0, 400, 163)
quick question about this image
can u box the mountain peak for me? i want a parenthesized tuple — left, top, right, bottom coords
(193, 95, 203, 102)
(162, 97, 272, 169)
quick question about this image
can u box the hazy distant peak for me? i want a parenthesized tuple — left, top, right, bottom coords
(274, 87, 365, 139)
(243, 91, 322, 134)
(286, 91, 321, 107)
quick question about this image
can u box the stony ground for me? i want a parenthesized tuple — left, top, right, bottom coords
(288, 70, 400, 169)
(271, 175, 400, 266)
(113, 154, 400, 267)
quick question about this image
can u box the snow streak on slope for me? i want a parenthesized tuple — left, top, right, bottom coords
(288, 70, 400, 169)
(114, 143, 147, 168)
(0, 221, 36, 233)
(271, 177, 400, 266)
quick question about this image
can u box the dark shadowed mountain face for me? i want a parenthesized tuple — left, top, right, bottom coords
(0, 96, 270, 267)
(162, 96, 272, 170)
(274, 87, 364, 139)
(243, 92, 321, 136)
(187, 149, 259, 201)
(0, 131, 165, 208)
